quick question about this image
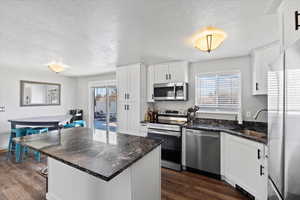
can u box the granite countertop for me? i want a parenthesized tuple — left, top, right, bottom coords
(185, 120, 267, 144)
(14, 127, 163, 181)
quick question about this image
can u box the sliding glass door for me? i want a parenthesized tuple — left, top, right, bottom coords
(94, 87, 117, 134)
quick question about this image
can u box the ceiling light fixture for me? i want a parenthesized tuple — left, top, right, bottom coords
(47, 62, 70, 73)
(194, 26, 227, 53)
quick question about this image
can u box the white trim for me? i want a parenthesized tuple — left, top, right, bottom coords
(46, 193, 61, 200)
(88, 80, 116, 129)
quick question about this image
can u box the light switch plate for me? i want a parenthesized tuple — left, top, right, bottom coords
(0, 106, 5, 112)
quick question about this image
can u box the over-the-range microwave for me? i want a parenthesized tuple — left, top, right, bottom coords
(153, 82, 188, 101)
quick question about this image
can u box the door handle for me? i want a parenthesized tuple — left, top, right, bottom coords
(260, 165, 265, 176)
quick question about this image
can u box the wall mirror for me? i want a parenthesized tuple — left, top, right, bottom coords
(20, 80, 61, 106)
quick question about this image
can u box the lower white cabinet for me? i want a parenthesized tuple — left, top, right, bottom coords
(221, 133, 268, 200)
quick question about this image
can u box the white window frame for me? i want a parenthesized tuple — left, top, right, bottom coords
(195, 71, 242, 116)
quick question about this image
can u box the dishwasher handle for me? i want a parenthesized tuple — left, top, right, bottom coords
(186, 129, 220, 138)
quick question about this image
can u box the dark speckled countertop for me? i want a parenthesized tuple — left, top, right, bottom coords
(185, 119, 268, 144)
(14, 127, 162, 181)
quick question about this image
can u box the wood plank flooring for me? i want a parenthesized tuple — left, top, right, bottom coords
(0, 153, 248, 200)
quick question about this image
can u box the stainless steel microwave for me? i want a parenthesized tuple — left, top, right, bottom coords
(153, 82, 188, 101)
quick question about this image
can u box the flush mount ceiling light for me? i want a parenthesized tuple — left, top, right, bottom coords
(194, 26, 227, 53)
(47, 62, 70, 73)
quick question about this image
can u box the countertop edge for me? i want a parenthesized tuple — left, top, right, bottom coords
(21, 141, 163, 182)
(184, 126, 267, 144)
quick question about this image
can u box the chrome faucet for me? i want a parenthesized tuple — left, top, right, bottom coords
(253, 108, 268, 120)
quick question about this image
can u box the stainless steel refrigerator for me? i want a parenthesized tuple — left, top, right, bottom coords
(268, 39, 300, 200)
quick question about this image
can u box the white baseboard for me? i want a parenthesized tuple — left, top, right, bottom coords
(46, 193, 61, 200)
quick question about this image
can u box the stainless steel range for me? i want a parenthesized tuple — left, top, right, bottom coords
(147, 110, 187, 171)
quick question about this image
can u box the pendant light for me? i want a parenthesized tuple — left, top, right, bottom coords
(194, 26, 227, 53)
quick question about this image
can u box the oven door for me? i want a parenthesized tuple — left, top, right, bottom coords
(153, 83, 176, 100)
(147, 128, 182, 170)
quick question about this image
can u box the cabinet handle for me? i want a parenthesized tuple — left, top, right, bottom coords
(256, 83, 259, 91)
(125, 93, 127, 99)
(127, 93, 130, 99)
(152, 94, 154, 99)
(124, 105, 127, 110)
(166, 74, 168, 80)
(260, 165, 265, 176)
(169, 74, 171, 80)
(296, 11, 300, 31)
(127, 105, 130, 110)
(257, 149, 261, 160)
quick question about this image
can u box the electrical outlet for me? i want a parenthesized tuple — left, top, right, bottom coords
(0, 106, 5, 112)
(246, 111, 251, 117)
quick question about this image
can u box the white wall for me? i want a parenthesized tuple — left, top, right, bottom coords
(155, 56, 268, 122)
(76, 72, 116, 125)
(0, 67, 77, 149)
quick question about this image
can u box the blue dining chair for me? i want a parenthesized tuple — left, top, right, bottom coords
(8, 127, 29, 162)
(74, 120, 86, 127)
(64, 120, 86, 129)
(25, 127, 48, 162)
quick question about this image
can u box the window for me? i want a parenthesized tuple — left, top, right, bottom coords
(195, 72, 241, 113)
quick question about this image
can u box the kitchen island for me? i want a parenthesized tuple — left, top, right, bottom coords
(14, 128, 162, 200)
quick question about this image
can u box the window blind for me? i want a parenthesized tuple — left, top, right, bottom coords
(196, 72, 241, 112)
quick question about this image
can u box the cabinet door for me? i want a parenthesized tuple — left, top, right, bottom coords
(127, 64, 140, 102)
(117, 101, 128, 133)
(252, 42, 280, 95)
(224, 134, 267, 199)
(168, 61, 188, 82)
(127, 101, 141, 135)
(147, 65, 155, 102)
(117, 67, 128, 102)
(155, 64, 169, 83)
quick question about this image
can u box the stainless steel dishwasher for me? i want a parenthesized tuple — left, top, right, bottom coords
(185, 129, 220, 177)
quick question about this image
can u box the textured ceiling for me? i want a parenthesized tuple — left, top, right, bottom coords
(0, 0, 280, 76)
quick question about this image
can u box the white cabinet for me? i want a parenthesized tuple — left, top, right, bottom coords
(168, 61, 188, 82)
(251, 42, 281, 95)
(147, 65, 155, 102)
(221, 133, 268, 200)
(117, 63, 147, 136)
(155, 64, 170, 84)
(154, 61, 188, 84)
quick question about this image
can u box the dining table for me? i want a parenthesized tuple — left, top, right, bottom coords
(8, 114, 73, 130)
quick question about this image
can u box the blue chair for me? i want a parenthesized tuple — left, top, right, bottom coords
(7, 127, 29, 162)
(74, 120, 86, 127)
(26, 127, 48, 162)
(64, 120, 86, 129)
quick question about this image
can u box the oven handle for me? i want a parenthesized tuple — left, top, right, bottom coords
(148, 129, 181, 137)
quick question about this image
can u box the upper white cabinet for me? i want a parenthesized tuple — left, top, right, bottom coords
(279, 0, 300, 49)
(147, 61, 188, 102)
(221, 133, 268, 200)
(117, 63, 147, 136)
(154, 61, 188, 84)
(147, 65, 155, 102)
(251, 42, 281, 95)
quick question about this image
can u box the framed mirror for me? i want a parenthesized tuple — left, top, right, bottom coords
(20, 80, 61, 106)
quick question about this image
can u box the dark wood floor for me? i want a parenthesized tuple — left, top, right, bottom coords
(0, 153, 248, 200)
